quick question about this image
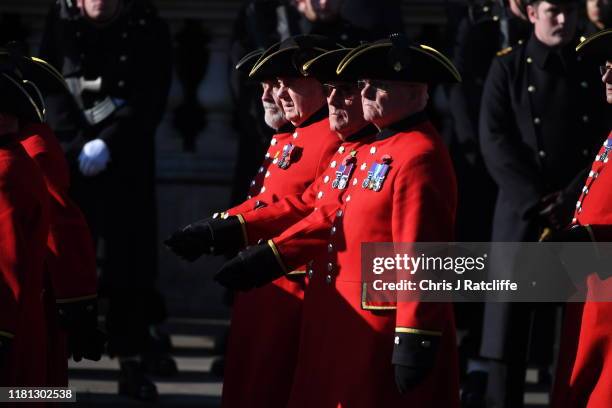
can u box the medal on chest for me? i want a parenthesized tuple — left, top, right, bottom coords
(362, 155, 392, 192)
(277, 143, 301, 169)
(332, 151, 357, 190)
(598, 139, 612, 163)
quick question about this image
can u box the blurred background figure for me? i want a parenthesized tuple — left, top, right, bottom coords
(477, 0, 610, 406)
(582, 0, 611, 34)
(447, 2, 530, 402)
(38, 0, 173, 401)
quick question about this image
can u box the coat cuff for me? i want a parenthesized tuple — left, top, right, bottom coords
(267, 240, 289, 275)
(392, 327, 441, 368)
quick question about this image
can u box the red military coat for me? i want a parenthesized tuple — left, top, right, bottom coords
(0, 136, 50, 387)
(19, 123, 98, 386)
(259, 114, 460, 408)
(552, 131, 612, 408)
(221, 109, 342, 408)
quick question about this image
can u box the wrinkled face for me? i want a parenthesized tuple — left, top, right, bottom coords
(79, 0, 122, 22)
(0, 112, 19, 136)
(277, 76, 326, 126)
(261, 80, 287, 130)
(360, 79, 428, 128)
(324, 81, 367, 138)
(527, 1, 578, 47)
(586, 0, 611, 25)
(603, 60, 612, 104)
(302, 0, 344, 22)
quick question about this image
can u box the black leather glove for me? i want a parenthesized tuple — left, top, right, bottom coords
(57, 297, 98, 331)
(57, 298, 107, 362)
(538, 191, 575, 231)
(0, 335, 12, 370)
(164, 216, 244, 262)
(392, 331, 440, 394)
(214, 242, 285, 291)
(68, 327, 107, 362)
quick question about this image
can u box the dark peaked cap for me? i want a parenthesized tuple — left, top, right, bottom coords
(576, 29, 612, 61)
(0, 72, 45, 123)
(302, 48, 355, 82)
(235, 49, 264, 74)
(336, 34, 461, 84)
(249, 35, 342, 79)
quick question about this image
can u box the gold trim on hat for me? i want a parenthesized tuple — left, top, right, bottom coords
(336, 41, 461, 83)
(576, 28, 612, 53)
(302, 48, 351, 74)
(30, 56, 70, 91)
(249, 45, 300, 78)
(336, 43, 389, 75)
(1, 72, 44, 122)
(235, 49, 264, 71)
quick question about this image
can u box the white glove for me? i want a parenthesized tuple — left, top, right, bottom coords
(78, 139, 111, 177)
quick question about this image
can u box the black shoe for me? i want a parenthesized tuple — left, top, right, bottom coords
(210, 357, 225, 378)
(141, 352, 179, 377)
(118, 361, 158, 402)
(461, 370, 487, 408)
(147, 325, 172, 354)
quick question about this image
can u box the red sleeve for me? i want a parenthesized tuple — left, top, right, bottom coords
(392, 147, 457, 333)
(270, 203, 340, 271)
(240, 182, 319, 245)
(20, 124, 97, 300)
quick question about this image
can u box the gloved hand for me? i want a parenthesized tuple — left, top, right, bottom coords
(164, 216, 244, 262)
(392, 331, 439, 394)
(214, 242, 285, 291)
(538, 191, 574, 231)
(394, 364, 429, 394)
(57, 297, 107, 362)
(68, 327, 107, 362)
(78, 139, 110, 177)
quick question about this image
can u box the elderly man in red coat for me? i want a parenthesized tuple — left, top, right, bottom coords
(549, 29, 612, 408)
(193, 34, 463, 407)
(0, 51, 106, 386)
(0, 71, 50, 388)
(166, 35, 345, 408)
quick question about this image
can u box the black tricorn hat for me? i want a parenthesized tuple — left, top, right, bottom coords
(336, 34, 461, 84)
(0, 72, 45, 123)
(249, 35, 341, 79)
(0, 45, 69, 95)
(235, 49, 264, 74)
(302, 48, 355, 82)
(576, 29, 612, 61)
